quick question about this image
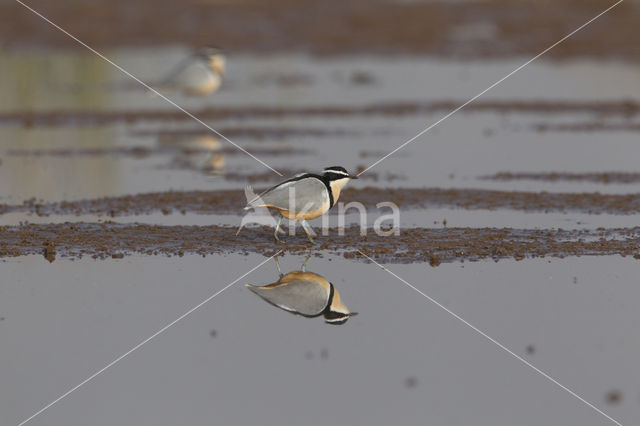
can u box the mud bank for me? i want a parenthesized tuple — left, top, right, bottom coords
(6, 145, 309, 158)
(3, 187, 640, 218)
(132, 127, 354, 140)
(2, 0, 637, 60)
(2, 100, 638, 127)
(535, 122, 640, 133)
(481, 172, 640, 185)
(1, 223, 639, 264)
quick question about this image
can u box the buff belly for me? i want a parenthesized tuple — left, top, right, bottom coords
(271, 204, 327, 221)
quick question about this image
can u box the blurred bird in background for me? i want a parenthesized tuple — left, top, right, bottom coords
(156, 47, 226, 96)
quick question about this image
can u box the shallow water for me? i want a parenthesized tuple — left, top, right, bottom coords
(2, 46, 640, 426)
(1, 254, 638, 425)
(2, 50, 640, 207)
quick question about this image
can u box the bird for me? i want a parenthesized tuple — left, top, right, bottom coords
(240, 166, 358, 243)
(246, 254, 357, 325)
(156, 47, 226, 96)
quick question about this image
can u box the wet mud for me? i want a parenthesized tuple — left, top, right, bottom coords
(481, 172, 640, 185)
(2, 0, 637, 60)
(131, 127, 354, 141)
(3, 188, 640, 218)
(534, 122, 640, 133)
(7, 145, 309, 158)
(3, 100, 639, 127)
(1, 223, 639, 264)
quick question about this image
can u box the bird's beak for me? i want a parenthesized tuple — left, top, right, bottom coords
(349, 175, 359, 179)
(349, 312, 359, 317)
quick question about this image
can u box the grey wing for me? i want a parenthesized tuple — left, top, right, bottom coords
(157, 55, 193, 87)
(162, 61, 216, 91)
(250, 177, 328, 213)
(247, 279, 329, 317)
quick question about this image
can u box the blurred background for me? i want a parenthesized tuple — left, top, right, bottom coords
(2, 1, 640, 426)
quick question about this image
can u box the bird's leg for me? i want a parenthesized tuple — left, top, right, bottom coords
(301, 251, 313, 272)
(274, 255, 283, 277)
(301, 220, 316, 243)
(274, 216, 282, 242)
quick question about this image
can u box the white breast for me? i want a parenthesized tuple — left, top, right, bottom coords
(329, 178, 351, 203)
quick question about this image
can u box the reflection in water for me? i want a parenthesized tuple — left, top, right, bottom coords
(156, 134, 225, 174)
(246, 254, 357, 325)
(0, 49, 111, 112)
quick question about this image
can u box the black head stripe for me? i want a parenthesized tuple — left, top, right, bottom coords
(323, 166, 348, 175)
(324, 310, 350, 321)
(325, 172, 350, 181)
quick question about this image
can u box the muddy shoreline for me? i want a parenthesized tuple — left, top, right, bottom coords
(2, 0, 637, 60)
(6, 145, 310, 158)
(3, 187, 640, 218)
(534, 122, 640, 133)
(132, 127, 354, 140)
(2, 100, 639, 127)
(1, 222, 639, 264)
(481, 172, 640, 185)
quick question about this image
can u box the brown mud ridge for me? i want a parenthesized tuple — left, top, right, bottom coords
(3, 187, 640, 218)
(535, 122, 640, 132)
(2, 0, 637, 60)
(132, 127, 354, 140)
(482, 172, 640, 185)
(7, 145, 309, 158)
(1, 223, 639, 264)
(2, 100, 639, 127)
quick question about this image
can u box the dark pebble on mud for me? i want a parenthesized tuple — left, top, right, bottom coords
(405, 376, 418, 389)
(605, 390, 622, 405)
(350, 71, 375, 85)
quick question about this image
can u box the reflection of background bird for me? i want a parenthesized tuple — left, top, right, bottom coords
(157, 133, 221, 151)
(246, 255, 357, 325)
(244, 166, 358, 242)
(156, 133, 225, 174)
(156, 47, 226, 96)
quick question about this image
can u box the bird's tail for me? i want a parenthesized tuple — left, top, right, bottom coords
(243, 185, 263, 209)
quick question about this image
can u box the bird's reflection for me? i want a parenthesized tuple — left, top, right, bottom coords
(246, 253, 358, 325)
(156, 134, 225, 174)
